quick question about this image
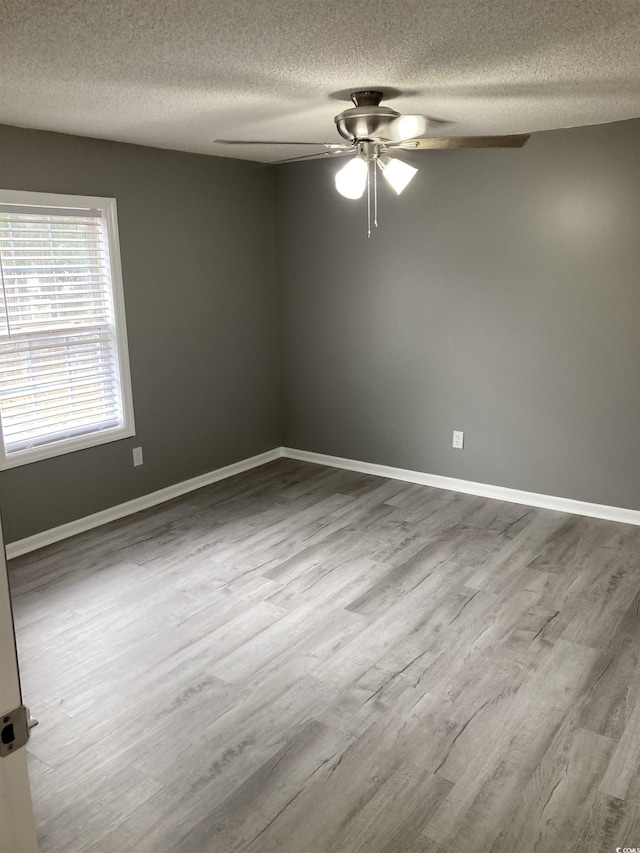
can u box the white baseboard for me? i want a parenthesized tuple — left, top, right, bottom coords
(5, 448, 284, 559)
(282, 447, 640, 527)
(8, 443, 640, 559)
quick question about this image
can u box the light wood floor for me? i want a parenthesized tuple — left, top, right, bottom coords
(8, 458, 640, 852)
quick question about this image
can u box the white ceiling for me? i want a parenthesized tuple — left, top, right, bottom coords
(0, 0, 639, 163)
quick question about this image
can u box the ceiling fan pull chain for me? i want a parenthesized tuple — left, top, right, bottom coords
(367, 160, 371, 238)
(373, 158, 378, 229)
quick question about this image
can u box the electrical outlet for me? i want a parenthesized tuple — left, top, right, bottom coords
(452, 430, 464, 450)
(132, 446, 144, 467)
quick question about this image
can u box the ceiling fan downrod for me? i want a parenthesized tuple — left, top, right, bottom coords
(350, 90, 384, 108)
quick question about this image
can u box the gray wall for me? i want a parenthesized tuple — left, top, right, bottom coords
(275, 119, 640, 510)
(0, 124, 281, 543)
(2, 118, 638, 543)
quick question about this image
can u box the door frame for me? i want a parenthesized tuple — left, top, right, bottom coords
(0, 516, 39, 851)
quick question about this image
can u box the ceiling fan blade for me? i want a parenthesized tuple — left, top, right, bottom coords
(275, 149, 356, 165)
(391, 134, 531, 150)
(385, 115, 428, 143)
(385, 115, 452, 143)
(214, 139, 351, 148)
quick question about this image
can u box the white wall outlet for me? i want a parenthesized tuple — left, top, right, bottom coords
(452, 430, 464, 450)
(132, 446, 144, 467)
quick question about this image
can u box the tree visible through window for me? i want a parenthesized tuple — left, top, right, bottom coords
(0, 190, 134, 468)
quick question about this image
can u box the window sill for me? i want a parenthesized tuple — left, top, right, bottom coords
(0, 424, 136, 470)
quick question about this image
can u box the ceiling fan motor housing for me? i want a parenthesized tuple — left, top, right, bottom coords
(335, 90, 400, 142)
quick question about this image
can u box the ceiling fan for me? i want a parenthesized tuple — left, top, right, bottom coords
(216, 91, 530, 235)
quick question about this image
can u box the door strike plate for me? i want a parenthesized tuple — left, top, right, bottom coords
(1, 705, 31, 757)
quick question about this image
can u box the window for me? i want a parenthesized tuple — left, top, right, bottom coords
(0, 190, 134, 468)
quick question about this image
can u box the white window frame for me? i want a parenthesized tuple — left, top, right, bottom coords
(0, 189, 135, 469)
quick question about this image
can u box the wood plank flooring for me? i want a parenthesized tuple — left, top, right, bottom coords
(8, 458, 640, 852)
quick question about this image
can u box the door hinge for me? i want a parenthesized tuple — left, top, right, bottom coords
(1, 705, 33, 757)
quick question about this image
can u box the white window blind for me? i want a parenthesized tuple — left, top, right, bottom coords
(0, 191, 134, 468)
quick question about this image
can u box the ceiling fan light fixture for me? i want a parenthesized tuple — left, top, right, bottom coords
(378, 156, 418, 195)
(335, 156, 368, 199)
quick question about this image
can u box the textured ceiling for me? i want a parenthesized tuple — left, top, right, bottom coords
(0, 0, 639, 163)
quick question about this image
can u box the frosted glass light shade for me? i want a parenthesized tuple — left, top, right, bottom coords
(335, 157, 368, 199)
(379, 157, 418, 194)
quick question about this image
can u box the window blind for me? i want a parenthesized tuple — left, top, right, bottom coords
(0, 204, 125, 457)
